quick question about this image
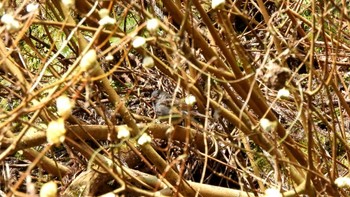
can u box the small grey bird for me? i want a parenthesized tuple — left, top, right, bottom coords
(151, 90, 209, 126)
(151, 90, 182, 117)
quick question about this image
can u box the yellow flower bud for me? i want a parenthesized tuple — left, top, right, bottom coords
(40, 181, 57, 197)
(47, 118, 66, 145)
(80, 49, 97, 71)
(56, 95, 74, 118)
(132, 36, 146, 48)
(137, 133, 152, 145)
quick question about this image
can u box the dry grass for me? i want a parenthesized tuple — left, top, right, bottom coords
(1, 0, 350, 196)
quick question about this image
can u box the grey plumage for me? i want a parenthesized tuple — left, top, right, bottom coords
(151, 90, 181, 116)
(151, 90, 208, 123)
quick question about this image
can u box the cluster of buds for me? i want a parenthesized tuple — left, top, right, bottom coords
(1, 13, 21, 32)
(46, 95, 74, 146)
(98, 9, 116, 26)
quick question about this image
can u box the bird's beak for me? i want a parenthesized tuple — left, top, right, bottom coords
(150, 96, 156, 102)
